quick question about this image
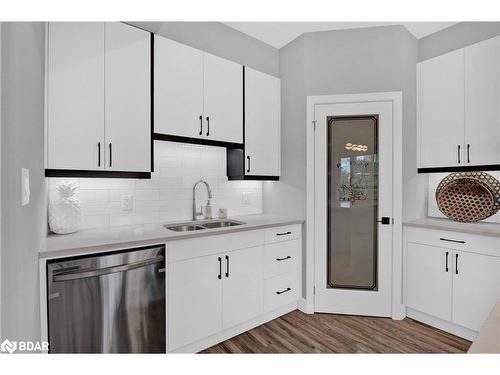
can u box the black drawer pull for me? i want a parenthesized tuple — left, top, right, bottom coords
(440, 238, 465, 244)
(276, 256, 291, 262)
(276, 287, 291, 295)
(456, 253, 459, 275)
(445, 251, 449, 273)
(276, 231, 291, 236)
(225, 255, 229, 278)
(199, 115, 203, 135)
(217, 257, 222, 280)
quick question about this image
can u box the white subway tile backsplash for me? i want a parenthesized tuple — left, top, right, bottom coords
(47, 141, 263, 230)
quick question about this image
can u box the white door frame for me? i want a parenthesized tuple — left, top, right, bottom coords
(304, 92, 404, 319)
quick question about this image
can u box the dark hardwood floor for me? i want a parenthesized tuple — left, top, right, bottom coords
(201, 310, 471, 353)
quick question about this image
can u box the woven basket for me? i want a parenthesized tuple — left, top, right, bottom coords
(435, 172, 500, 223)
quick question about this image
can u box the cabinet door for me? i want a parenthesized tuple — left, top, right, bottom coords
(222, 246, 263, 329)
(203, 53, 243, 144)
(452, 250, 500, 331)
(47, 22, 105, 170)
(465, 36, 500, 166)
(407, 243, 452, 321)
(418, 49, 465, 168)
(168, 254, 222, 351)
(105, 22, 151, 172)
(154, 36, 204, 139)
(244, 67, 281, 176)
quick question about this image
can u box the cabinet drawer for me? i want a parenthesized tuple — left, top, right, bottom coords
(265, 224, 301, 244)
(264, 272, 299, 311)
(407, 227, 500, 256)
(264, 239, 300, 278)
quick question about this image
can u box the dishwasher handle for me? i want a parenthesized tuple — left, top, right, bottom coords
(52, 255, 165, 282)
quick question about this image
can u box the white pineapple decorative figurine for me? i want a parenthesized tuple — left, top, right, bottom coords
(49, 182, 82, 234)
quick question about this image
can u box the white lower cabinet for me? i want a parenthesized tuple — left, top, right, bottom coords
(167, 224, 302, 352)
(406, 227, 500, 339)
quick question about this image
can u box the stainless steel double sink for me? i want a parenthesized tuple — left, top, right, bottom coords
(164, 219, 245, 232)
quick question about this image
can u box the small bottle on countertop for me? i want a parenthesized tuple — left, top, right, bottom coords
(203, 199, 213, 220)
(218, 207, 228, 219)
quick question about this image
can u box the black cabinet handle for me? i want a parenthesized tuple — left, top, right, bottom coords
(225, 255, 229, 277)
(206, 116, 210, 136)
(276, 256, 291, 261)
(445, 251, 449, 272)
(455, 254, 459, 275)
(467, 144, 470, 163)
(109, 143, 112, 167)
(276, 231, 291, 236)
(376, 217, 391, 225)
(457, 145, 461, 164)
(217, 257, 222, 279)
(276, 287, 291, 295)
(246, 155, 251, 173)
(440, 237, 465, 244)
(97, 142, 101, 167)
(199, 115, 203, 135)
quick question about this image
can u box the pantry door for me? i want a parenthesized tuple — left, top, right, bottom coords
(313, 100, 394, 317)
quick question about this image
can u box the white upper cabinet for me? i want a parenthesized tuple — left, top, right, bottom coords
(47, 22, 105, 170)
(105, 22, 151, 172)
(244, 67, 281, 176)
(203, 53, 243, 144)
(154, 36, 204, 139)
(154, 35, 243, 144)
(46, 22, 151, 174)
(418, 49, 465, 169)
(465, 36, 500, 166)
(418, 36, 500, 169)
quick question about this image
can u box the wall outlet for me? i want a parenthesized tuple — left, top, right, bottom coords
(121, 195, 134, 211)
(241, 192, 251, 205)
(21, 168, 30, 206)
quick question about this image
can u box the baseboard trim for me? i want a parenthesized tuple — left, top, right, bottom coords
(169, 301, 298, 353)
(406, 307, 477, 341)
(297, 298, 313, 314)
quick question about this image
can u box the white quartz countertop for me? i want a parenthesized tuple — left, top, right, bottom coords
(40, 214, 304, 259)
(468, 300, 500, 353)
(404, 218, 500, 238)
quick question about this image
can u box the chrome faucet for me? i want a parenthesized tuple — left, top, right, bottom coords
(192, 179, 213, 221)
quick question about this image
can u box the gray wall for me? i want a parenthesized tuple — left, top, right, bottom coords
(419, 22, 500, 61)
(1, 22, 46, 342)
(129, 22, 279, 77)
(263, 26, 425, 297)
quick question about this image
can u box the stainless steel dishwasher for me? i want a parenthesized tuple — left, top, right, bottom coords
(47, 245, 165, 353)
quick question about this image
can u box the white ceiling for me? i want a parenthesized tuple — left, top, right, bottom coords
(223, 22, 457, 49)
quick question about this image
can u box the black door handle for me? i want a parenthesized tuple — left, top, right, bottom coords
(445, 251, 449, 272)
(199, 115, 203, 135)
(246, 155, 251, 173)
(217, 257, 222, 280)
(467, 144, 470, 163)
(97, 142, 101, 167)
(376, 217, 391, 225)
(109, 143, 112, 167)
(440, 238, 465, 244)
(225, 255, 229, 278)
(458, 145, 461, 164)
(455, 254, 459, 275)
(276, 256, 291, 261)
(276, 231, 291, 236)
(276, 287, 291, 295)
(206, 116, 210, 136)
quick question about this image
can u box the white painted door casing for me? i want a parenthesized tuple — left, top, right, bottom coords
(244, 67, 281, 176)
(105, 22, 150, 172)
(154, 36, 204, 139)
(222, 246, 264, 329)
(167, 254, 223, 351)
(203, 53, 243, 144)
(464, 36, 500, 166)
(47, 22, 105, 170)
(418, 49, 465, 168)
(452, 250, 500, 331)
(406, 243, 453, 321)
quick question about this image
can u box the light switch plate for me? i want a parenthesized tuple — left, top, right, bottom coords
(121, 195, 134, 211)
(21, 168, 30, 206)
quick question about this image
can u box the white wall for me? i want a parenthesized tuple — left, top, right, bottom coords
(48, 141, 262, 229)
